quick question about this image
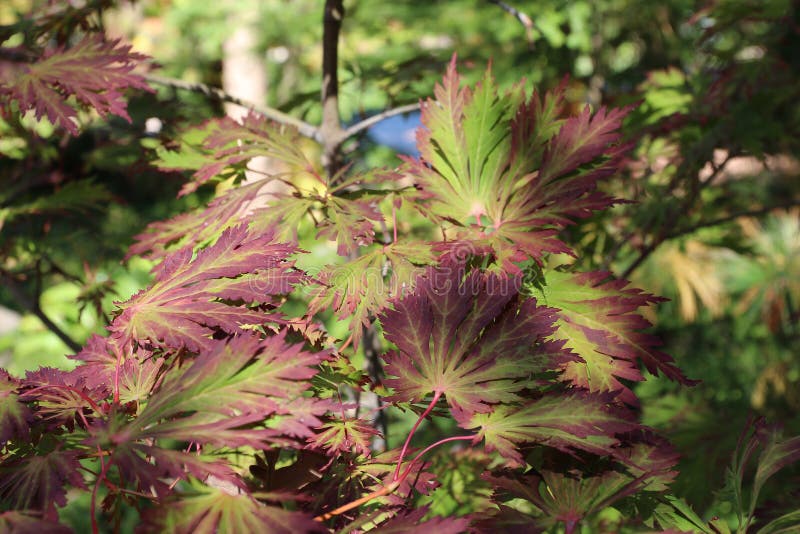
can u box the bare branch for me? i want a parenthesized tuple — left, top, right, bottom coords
(145, 74, 320, 141)
(486, 0, 537, 43)
(336, 102, 422, 146)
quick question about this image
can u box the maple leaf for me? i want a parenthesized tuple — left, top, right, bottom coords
(379, 261, 559, 419)
(466, 393, 638, 466)
(117, 357, 164, 405)
(127, 333, 330, 446)
(157, 112, 317, 197)
(21, 367, 108, 430)
(309, 241, 437, 348)
(307, 416, 381, 457)
(314, 183, 383, 257)
(484, 434, 679, 532)
(111, 224, 304, 352)
(140, 479, 325, 534)
(0, 36, 150, 135)
(0, 449, 86, 520)
(68, 333, 121, 390)
(79, 334, 328, 497)
(128, 179, 274, 261)
(404, 57, 631, 267)
(531, 270, 695, 404)
(0, 371, 32, 444)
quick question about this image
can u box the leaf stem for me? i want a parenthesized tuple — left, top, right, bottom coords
(397, 435, 475, 482)
(313, 433, 474, 522)
(90, 451, 113, 534)
(393, 390, 441, 481)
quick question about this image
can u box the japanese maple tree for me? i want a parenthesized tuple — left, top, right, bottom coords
(4, 2, 798, 533)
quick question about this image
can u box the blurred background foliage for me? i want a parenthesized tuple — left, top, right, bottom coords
(1, 0, 798, 530)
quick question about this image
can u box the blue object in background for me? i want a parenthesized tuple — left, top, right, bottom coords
(364, 111, 421, 156)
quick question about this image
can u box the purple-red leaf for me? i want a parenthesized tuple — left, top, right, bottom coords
(380, 262, 558, 419)
(0, 36, 149, 135)
(128, 179, 273, 261)
(0, 371, 32, 444)
(372, 507, 471, 534)
(0, 511, 73, 534)
(127, 333, 330, 447)
(111, 224, 304, 352)
(138, 480, 325, 534)
(0, 449, 86, 520)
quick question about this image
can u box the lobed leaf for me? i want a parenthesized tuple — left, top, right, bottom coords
(128, 179, 274, 261)
(172, 112, 316, 197)
(0, 36, 149, 135)
(0, 371, 31, 444)
(307, 416, 381, 457)
(380, 261, 559, 419)
(130, 333, 329, 445)
(112, 224, 304, 352)
(309, 241, 436, 348)
(405, 57, 631, 267)
(139, 479, 324, 534)
(0, 511, 73, 534)
(0, 449, 86, 520)
(532, 270, 694, 404)
(467, 393, 638, 466)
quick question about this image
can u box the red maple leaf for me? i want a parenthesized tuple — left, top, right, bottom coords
(111, 224, 304, 352)
(0, 36, 150, 135)
(380, 260, 559, 420)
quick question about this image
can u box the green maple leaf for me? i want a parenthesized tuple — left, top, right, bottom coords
(309, 241, 436, 348)
(405, 57, 631, 268)
(531, 271, 694, 404)
(467, 393, 638, 466)
(307, 416, 381, 457)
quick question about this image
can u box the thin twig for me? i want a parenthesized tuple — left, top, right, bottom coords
(145, 74, 320, 141)
(665, 202, 800, 241)
(609, 149, 735, 277)
(619, 200, 800, 280)
(0, 271, 82, 353)
(336, 102, 421, 145)
(486, 0, 537, 43)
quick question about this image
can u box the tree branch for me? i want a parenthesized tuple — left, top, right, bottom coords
(619, 200, 800, 280)
(486, 0, 537, 43)
(320, 0, 345, 176)
(335, 102, 422, 146)
(0, 270, 82, 353)
(145, 74, 320, 141)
